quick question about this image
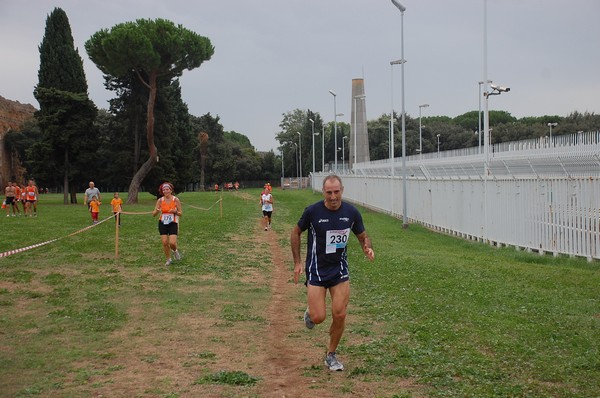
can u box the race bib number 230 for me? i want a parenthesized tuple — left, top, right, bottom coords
(326, 228, 351, 254)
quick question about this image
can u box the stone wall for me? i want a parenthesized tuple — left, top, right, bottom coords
(0, 95, 36, 187)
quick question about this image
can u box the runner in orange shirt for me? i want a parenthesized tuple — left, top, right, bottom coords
(24, 180, 39, 217)
(19, 185, 27, 214)
(152, 182, 183, 266)
(13, 183, 22, 216)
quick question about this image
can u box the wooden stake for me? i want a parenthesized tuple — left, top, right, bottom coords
(115, 213, 120, 259)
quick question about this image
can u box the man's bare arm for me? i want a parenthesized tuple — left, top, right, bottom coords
(356, 231, 375, 261)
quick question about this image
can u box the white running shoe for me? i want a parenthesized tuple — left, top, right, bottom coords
(173, 250, 182, 261)
(325, 352, 344, 371)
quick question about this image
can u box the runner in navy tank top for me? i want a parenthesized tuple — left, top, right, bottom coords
(297, 200, 365, 286)
(291, 175, 375, 371)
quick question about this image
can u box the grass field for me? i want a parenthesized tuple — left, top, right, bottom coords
(0, 189, 599, 397)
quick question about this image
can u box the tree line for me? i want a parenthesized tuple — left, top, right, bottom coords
(276, 109, 600, 177)
(5, 8, 279, 204)
(5, 8, 598, 203)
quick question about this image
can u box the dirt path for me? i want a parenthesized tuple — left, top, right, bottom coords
(256, 224, 317, 397)
(43, 202, 423, 397)
(255, 216, 425, 398)
(1, 192, 426, 397)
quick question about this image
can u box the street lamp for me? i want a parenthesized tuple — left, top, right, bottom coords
(342, 136, 348, 173)
(477, 81, 484, 154)
(481, 0, 498, 244)
(297, 131, 302, 188)
(436, 134, 441, 157)
(418, 103, 429, 159)
(336, 113, 344, 172)
(313, 131, 320, 175)
(390, 59, 405, 222)
(329, 90, 338, 172)
(547, 122, 558, 143)
(281, 149, 284, 180)
(321, 125, 325, 172)
(293, 142, 298, 179)
(353, 95, 365, 169)
(390, 59, 404, 160)
(478, 79, 493, 155)
(390, 0, 408, 228)
(309, 118, 316, 175)
(484, 83, 510, 164)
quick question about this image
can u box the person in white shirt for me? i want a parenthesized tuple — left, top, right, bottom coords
(84, 181, 101, 211)
(260, 187, 274, 231)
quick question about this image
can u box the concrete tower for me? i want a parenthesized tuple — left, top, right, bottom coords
(350, 78, 369, 169)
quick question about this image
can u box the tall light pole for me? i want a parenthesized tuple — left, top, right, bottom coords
(390, 63, 393, 160)
(329, 90, 338, 173)
(353, 95, 365, 169)
(293, 142, 298, 179)
(418, 103, 429, 159)
(484, 83, 510, 155)
(309, 118, 316, 175)
(313, 131, 320, 175)
(483, 0, 490, 175)
(391, 0, 408, 227)
(478, 81, 484, 154)
(390, 59, 407, 159)
(483, 0, 490, 243)
(478, 80, 492, 154)
(390, 59, 405, 222)
(436, 134, 441, 157)
(321, 125, 325, 172)
(482, 6, 512, 175)
(297, 131, 302, 188)
(389, 61, 397, 159)
(342, 136, 348, 173)
(281, 149, 284, 180)
(547, 122, 558, 142)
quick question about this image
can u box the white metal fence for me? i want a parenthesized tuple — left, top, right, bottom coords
(311, 131, 600, 261)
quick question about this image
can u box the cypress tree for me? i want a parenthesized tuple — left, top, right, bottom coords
(34, 7, 97, 204)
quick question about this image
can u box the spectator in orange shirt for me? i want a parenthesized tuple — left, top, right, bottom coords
(110, 192, 123, 227)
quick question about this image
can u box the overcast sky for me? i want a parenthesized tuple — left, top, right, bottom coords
(1, 0, 598, 151)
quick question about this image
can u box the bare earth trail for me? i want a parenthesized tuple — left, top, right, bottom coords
(254, 214, 424, 398)
(76, 197, 423, 397)
(255, 223, 324, 397)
